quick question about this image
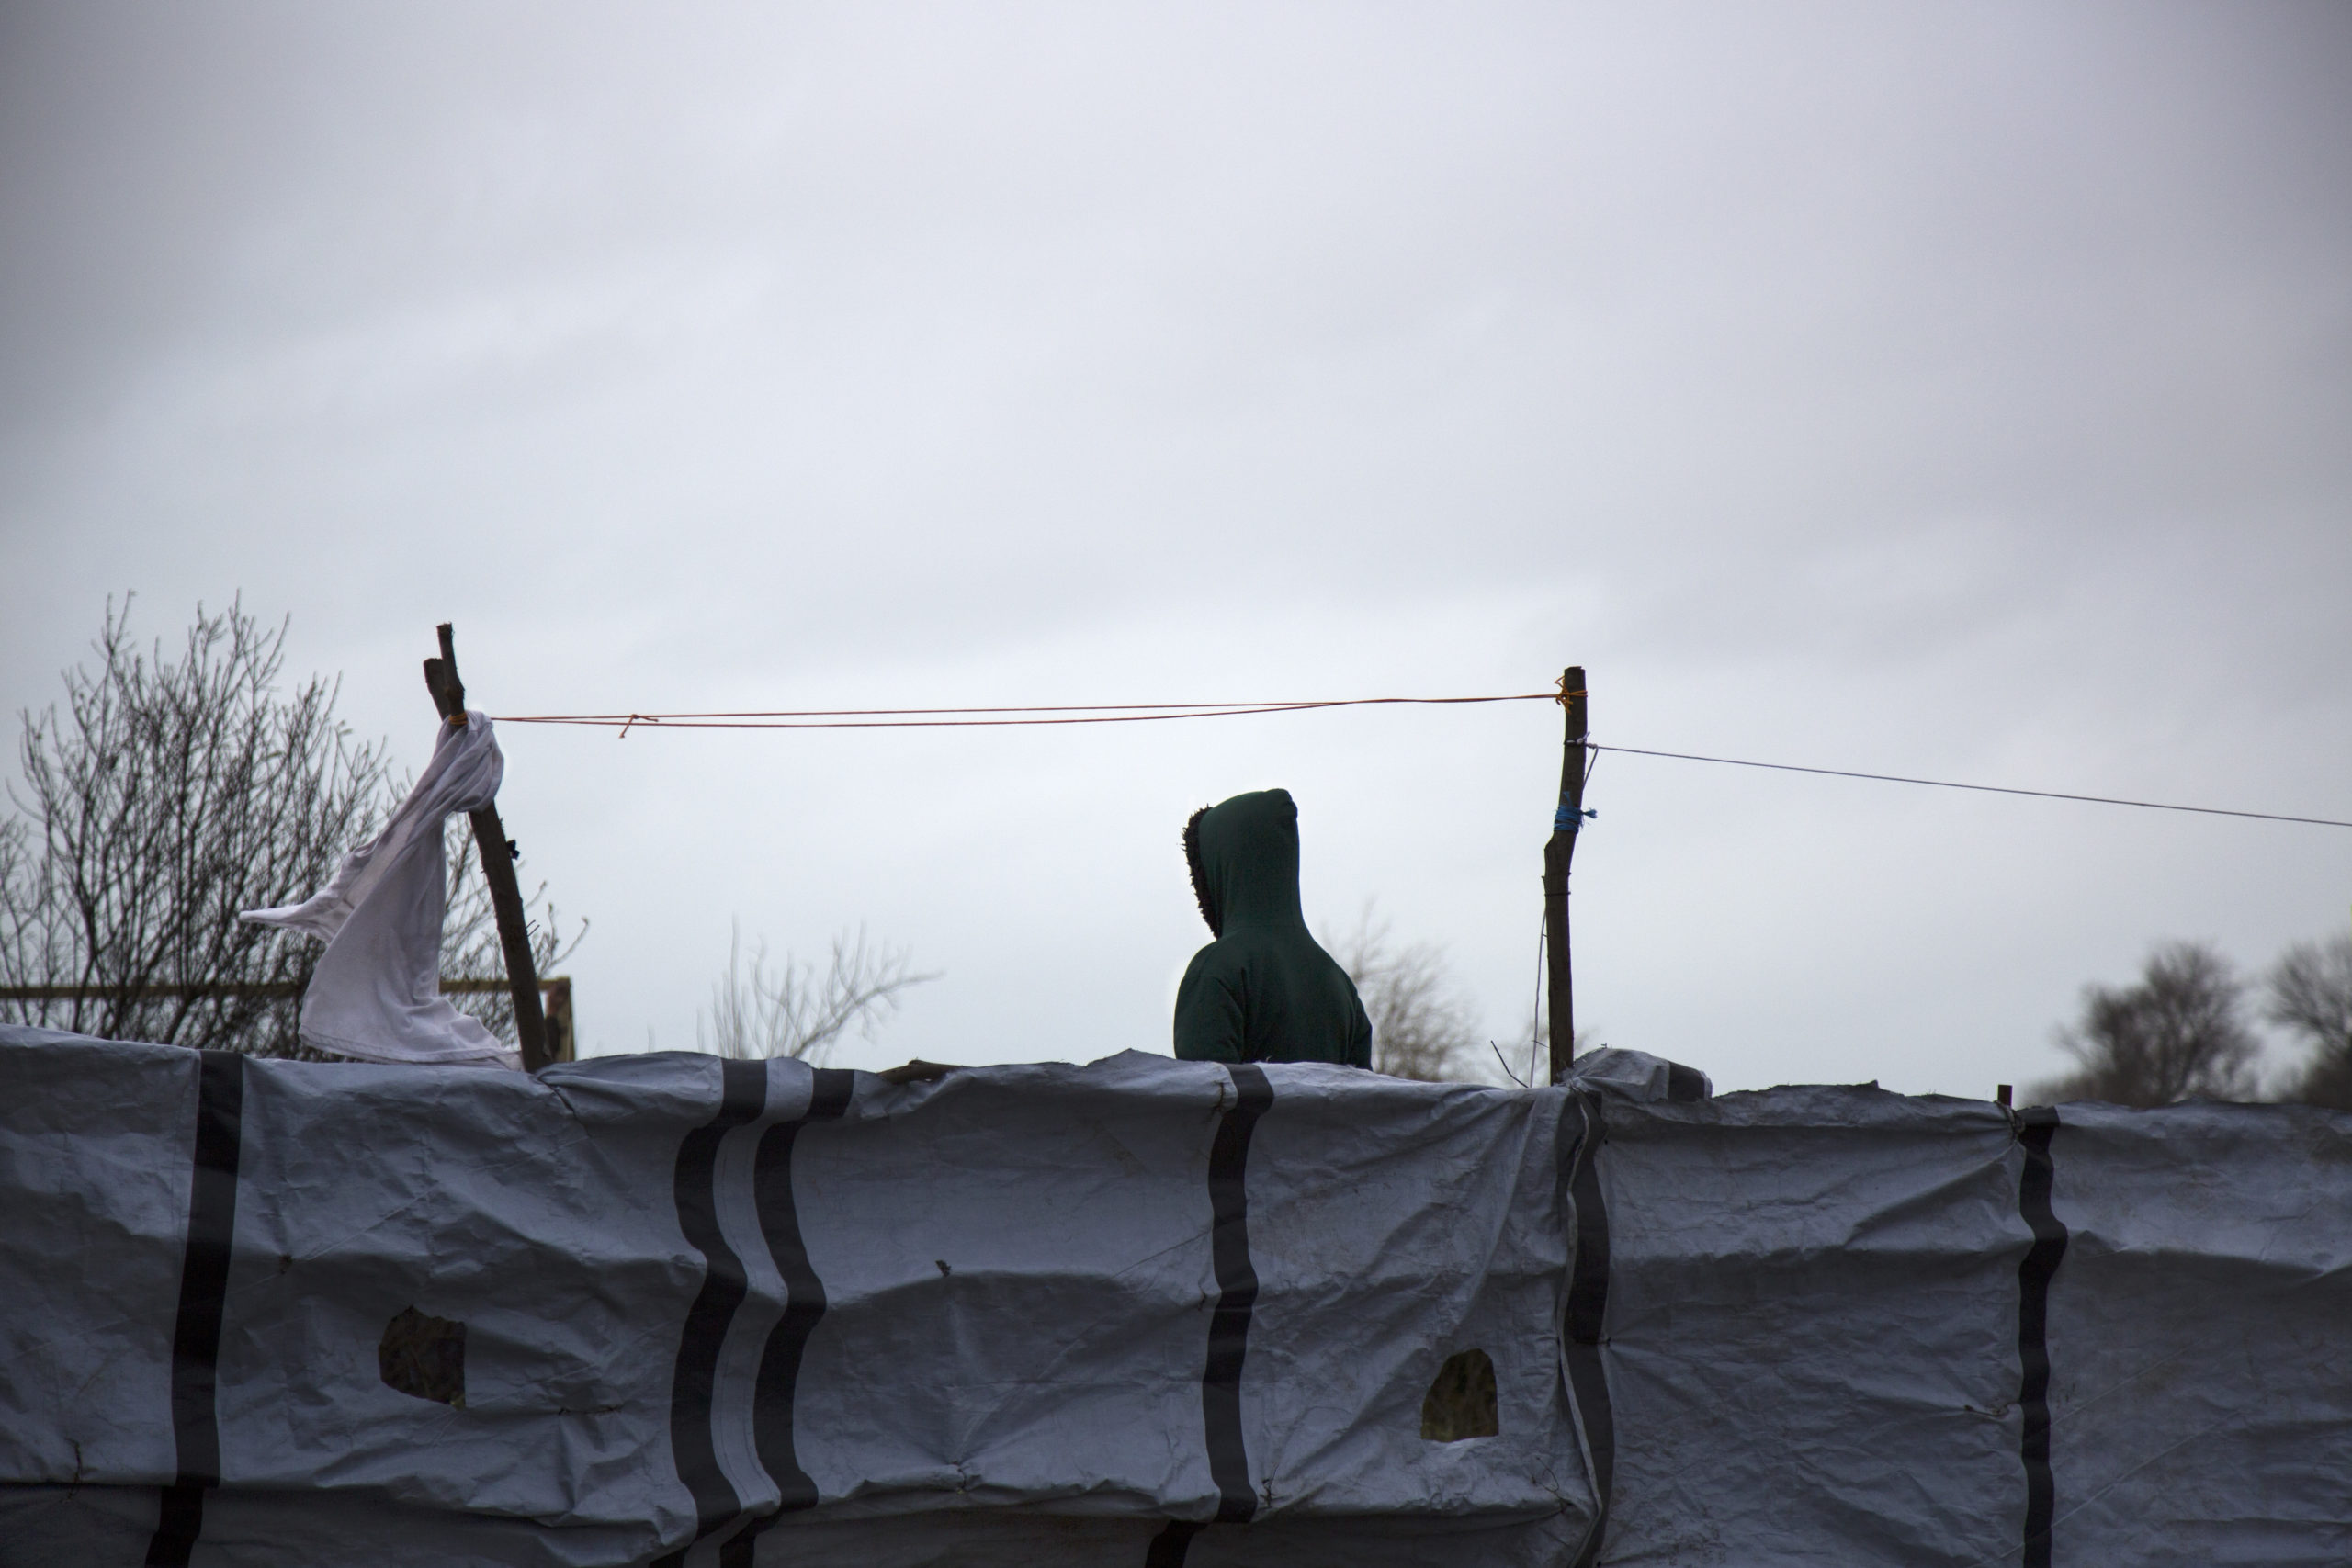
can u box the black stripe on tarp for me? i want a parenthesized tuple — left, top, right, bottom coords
(655, 1057, 770, 1567)
(146, 1484, 205, 1567)
(1562, 1090, 1615, 1568)
(1146, 1518, 1204, 1566)
(144, 1049, 245, 1568)
(1202, 1061, 1273, 1526)
(715, 1066, 858, 1568)
(2016, 1108, 2068, 1568)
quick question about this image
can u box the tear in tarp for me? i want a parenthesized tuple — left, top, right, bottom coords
(239, 713, 511, 1066)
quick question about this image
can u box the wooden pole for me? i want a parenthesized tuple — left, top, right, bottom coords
(423, 624, 552, 1071)
(1544, 667, 1588, 1085)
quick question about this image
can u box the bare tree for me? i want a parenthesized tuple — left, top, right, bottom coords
(2267, 933, 2352, 1111)
(0, 599, 393, 1054)
(1325, 903, 1482, 1082)
(697, 921, 936, 1062)
(2027, 941, 2262, 1107)
(0, 599, 581, 1057)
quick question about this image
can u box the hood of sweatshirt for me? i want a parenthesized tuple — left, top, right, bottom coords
(1184, 788, 1306, 941)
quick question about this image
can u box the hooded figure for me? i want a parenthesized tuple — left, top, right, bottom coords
(1174, 788, 1373, 1067)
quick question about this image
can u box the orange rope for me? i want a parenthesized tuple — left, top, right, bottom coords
(483, 689, 2352, 829)
(493, 692, 1562, 732)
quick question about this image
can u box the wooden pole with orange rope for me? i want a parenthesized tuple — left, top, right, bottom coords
(1544, 668, 1589, 1085)
(423, 624, 551, 1071)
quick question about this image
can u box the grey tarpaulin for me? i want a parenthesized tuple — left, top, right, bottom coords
(1584, 1085, 2352, 1566)
(0, 1031, 1591, 1566)
(2036, 1102, 2352, 1563)
(6, 1029, 2348, 1566)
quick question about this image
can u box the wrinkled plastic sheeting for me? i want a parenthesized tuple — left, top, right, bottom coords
(1586, 1086, 2352, 1567)
(14, 1027, 2344, 1568)
(0, 1031, 1592, 1566)
(2039, 1102, 2352, 1565)
(1589, 1087, 2026, 1565)
(1563, 1047, 1711, 1105)
(0, 1486, 1589, 1568)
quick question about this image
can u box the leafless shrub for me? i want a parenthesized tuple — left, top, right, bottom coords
(2267, 933, 2352, 1111)
(2027, 941, 2262, 1107)
(697, 920, 936, 1062)
(1326, 903, 1482, 1082)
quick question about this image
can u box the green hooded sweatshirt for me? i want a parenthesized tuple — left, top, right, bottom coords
(1174, 788, 1373, 1067)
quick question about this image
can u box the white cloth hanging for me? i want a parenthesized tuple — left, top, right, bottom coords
(242, 713, 516, 1066)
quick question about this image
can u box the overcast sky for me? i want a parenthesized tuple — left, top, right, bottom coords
(4, 2, 2347, 1095)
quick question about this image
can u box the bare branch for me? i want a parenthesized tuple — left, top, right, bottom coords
(2025, 941, 2263, 1107)
(1, 598, 397, 1055)
(696, 920, 937, 1063)
(1324, 900, 1483, 1082)
(2, 599, 588, 1059)
(2267, 933, 2352, 1111)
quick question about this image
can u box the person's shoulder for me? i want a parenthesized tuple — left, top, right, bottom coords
(1300, 932, 1359, 986)
(1180, 938, 1243, 983)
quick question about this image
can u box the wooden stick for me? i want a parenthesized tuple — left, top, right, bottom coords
(424, 623, 552, 1071)
(1544, 666, 1588, 1085)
